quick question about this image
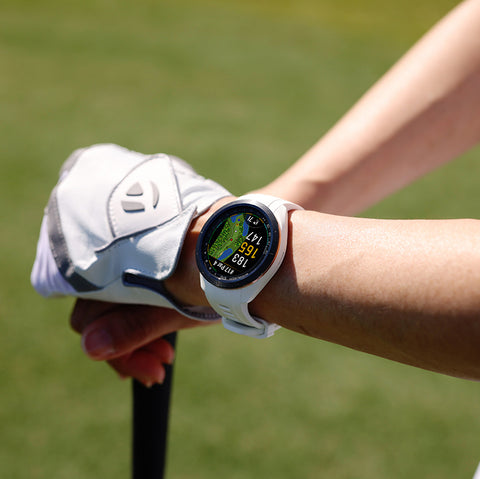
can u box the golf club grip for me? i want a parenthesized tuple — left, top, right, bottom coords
(132, 332, 177, 479)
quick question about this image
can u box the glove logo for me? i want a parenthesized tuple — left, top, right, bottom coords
(108, 156, 180, 238)
(121, 181, 160, 213)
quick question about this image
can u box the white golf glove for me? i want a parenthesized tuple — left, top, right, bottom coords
(31, 143, 230, 321)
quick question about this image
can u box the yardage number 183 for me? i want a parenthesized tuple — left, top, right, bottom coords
(231, 240, 260, 268)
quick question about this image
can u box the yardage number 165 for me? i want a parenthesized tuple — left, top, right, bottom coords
(231, 241, 258, 267)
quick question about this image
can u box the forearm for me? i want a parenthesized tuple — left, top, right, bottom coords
(253, 211, 480, 380)
(167, 206, 480, 380)
(262, 0, 480, 215)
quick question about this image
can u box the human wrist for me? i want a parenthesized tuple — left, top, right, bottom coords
(163, 196, 237, 307)
(193, 193, 303, 338)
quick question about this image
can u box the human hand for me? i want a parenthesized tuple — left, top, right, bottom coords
(31, 143, 230, 320)
(67, 190, 233, 383)
(30, 144, 235, 382)
(70, 299, 220, 385)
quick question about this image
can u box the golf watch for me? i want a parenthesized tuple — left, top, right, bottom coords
(195, 193, 302, 338)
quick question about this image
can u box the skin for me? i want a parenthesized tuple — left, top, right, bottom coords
(71, 0, 480, 385)
(71, 299, 206, 386)
(72, 203, 480, 383)
(165, 207, 480, 380)
(262, 0, 480, 215)
(256, 212, 480, 380)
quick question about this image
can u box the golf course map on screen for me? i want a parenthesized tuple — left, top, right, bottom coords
(208, 214, 248, 261)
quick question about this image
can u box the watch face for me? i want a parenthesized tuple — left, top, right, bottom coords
(196, 201, 279, 288)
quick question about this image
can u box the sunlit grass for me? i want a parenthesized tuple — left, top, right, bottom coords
(1, 0, 478, 478)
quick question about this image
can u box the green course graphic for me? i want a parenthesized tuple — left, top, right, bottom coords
(209, 214, 247, 261)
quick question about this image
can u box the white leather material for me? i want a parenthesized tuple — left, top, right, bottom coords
(108, 156, 181, 239)
(31, 143, 230, 320)
(31, 216, 77, 298)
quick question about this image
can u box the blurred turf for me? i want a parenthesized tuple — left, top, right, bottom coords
(1, 0, 480, 478)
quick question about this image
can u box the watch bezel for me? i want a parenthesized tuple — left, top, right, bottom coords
(196, 200, 280, 289)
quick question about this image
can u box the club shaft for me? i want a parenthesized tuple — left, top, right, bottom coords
(132, 332, 177, 479)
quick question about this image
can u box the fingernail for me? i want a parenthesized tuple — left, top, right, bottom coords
(82, 328, 115, 359)
(155, 370, 166, 384)
(165, 350, 175, 365)
(143, 371, 165, 388)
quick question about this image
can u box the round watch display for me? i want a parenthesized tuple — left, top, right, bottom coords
(196, 200, 280, 289)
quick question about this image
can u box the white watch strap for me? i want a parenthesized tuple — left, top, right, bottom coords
(202, 193, 302, 338)
(222, 317, 281, 339)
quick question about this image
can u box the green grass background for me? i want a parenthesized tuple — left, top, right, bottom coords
(1, 0, 480, 478)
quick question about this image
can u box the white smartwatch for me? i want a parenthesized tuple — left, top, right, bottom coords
(195, 194, 302, 338)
